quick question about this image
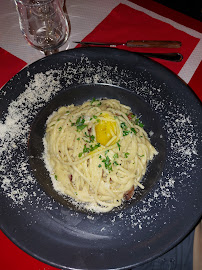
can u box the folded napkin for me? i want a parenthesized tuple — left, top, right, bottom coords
(77, 3, 200, 75)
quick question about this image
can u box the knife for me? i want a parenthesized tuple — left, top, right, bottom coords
(74, 40, 182, 48)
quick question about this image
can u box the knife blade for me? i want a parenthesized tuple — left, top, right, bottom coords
(74, 40, 182, 48)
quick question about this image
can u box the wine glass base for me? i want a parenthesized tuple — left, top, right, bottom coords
(44, 49, 59, 56)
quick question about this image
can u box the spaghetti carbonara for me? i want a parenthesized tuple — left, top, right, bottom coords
(43, 98, 158, 212)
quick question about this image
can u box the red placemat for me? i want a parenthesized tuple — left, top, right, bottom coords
(0, 48, 27, 88)
(0, 48, 59, 270)
(0, 2, 201, 270)
(77, 3, 200, 75)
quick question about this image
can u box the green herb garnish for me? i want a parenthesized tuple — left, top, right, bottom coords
(78, 143, 101, 157)
(124, 152, 130, 158)
(135, 118, 144, 127)
(113, 153, 118, 159)
(84, 132, 95, 143)
(90, 97, 97, 105)
(123, 130, 130, 136)
(120, 122, 130, 136)
(117, 141, 121, 151)
(89, 143, 101, 152)
(72, 116, 87, 132)
(120, 122, 127, 129)
(90, 98, 102, 106)
(102, 156, 112, 172)
(131, 127, 137, 135)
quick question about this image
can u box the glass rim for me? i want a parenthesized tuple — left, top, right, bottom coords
(14, 0, 56, 7)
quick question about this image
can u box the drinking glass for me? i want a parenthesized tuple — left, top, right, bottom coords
(14, 0, 69, 55)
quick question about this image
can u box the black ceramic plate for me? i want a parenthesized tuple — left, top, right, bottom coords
(0, 47, 201, 270)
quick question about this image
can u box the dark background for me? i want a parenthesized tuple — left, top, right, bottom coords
(154, 0, 202, 21)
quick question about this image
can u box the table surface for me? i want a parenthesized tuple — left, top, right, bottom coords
(0, 0, 202, 269)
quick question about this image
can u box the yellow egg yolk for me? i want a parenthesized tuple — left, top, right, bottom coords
(95, 113, 118, 146)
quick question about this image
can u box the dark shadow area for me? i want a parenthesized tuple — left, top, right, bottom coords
(154, 0, 202, 21)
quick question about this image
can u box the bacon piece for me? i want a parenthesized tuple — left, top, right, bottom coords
(88, 127, 92, 135)
(69, 174, 72, 182)
(124, 185, 134, 201)
(127, 113, 134, 121)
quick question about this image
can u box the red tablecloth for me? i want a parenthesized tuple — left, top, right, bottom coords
(1, 1, 201, 269)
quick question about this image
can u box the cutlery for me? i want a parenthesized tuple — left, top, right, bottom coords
(75, 44, 183, 61)
(136, 52, 183, 62)
(74, 40, 182, 48)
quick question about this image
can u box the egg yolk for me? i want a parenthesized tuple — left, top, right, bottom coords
(95, 113, 117, 146)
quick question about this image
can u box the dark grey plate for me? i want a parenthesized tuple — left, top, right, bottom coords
(0, 47, 201, 270)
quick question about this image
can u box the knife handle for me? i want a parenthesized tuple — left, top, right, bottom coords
(126, 40, 182, 48)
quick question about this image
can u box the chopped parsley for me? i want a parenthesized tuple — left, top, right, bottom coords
(78, 143, 101, 157)
(102, 156, 112, 172)
(135, 118, 144, 127)
(113, 153, 118, 159)
(54, 175, 58, 180)
(124, 152, 130, 158)
(123, 130, 130, 136)
(120, 122, 130, 136)
(90, 98, 102, 106)
(120, 122, 127, 129)
(72, 116, 87, 132)
(89, 143, 101, 152)
(113, 152, 119, 166)
(58, 127, 62, 131)
(131, 127, 137, 135)
(90, 97, 97, 104)
(117, 141, 121, 151)
(84, 132, 95, 143)
(98, 164, 102, 168)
